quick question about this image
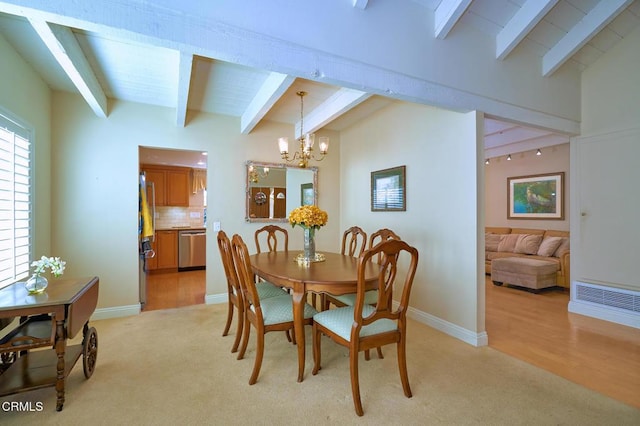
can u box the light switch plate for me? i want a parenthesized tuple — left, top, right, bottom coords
(213, 221, 221, 231)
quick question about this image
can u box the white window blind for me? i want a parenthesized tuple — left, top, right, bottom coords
(0, 113, 32, 289)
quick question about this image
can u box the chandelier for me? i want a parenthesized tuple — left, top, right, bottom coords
(278, 91, 329, 168)
(248, 164, 269, 183)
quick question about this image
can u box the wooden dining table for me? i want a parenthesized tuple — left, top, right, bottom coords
(249, 250, 380, 382)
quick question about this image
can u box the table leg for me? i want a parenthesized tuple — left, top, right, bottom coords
(55, 319, 66, 411)
(292, 282, 305, 382)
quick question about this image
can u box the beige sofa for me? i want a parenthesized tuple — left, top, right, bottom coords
(485, 227, 570, 288)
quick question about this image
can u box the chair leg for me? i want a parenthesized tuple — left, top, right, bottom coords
(312, 323, 322, 375)
(350, 347, 364, 416)
(249, 330, 265, 385)
(285, 330, 293, 343)
(364, 349, 371, 360)
(231, 307, 243, 353)
(397, 339, 412, 398)
(376, 346, 384, 359)
(222, 301, 233, 336)
(237, 316, 250, 360)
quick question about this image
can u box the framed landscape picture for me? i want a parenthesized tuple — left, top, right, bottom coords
(301, 183, 314, 206)
(371, 166, 406, 212)
(507, 172, 564, 219)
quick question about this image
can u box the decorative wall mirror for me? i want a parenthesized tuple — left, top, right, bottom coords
(245, 161, 318, 223)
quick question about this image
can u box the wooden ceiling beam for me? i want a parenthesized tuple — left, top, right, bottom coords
(434, 0, 472, 39)
(496, 0, 559, 61)
(296, 88, 372, 135)
(176, 52, 193, 127)
(28, 18, 108, 118)
(241, 72, 295, 135)
(542, 0, 633, 76)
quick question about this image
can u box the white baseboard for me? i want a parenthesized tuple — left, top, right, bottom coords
(205, 293, 227, 305)
(91, 295, 488, 347)
(395, 301, 488, 347)
(92, 304, 141, 320)
(568, 300, 640, 329)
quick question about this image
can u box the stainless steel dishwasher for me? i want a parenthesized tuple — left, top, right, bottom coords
(178, 230, 206, 271)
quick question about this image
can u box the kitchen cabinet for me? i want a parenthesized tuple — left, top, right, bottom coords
(144, 169, 165, 207)
(141, 164, 190, 207)
(150, 230, 178, 270)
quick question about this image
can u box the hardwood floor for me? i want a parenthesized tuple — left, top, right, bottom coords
(143, 269, 640, 409)
(486, 276, 640, 409)
(143, 269, 206, 312)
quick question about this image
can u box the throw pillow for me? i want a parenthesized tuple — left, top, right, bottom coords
(554, 237, 570, 258)
(537, 236, 563, 257)
(514, 234, 543, 255)
(485, 233, 502, 252)
(497, 234, 519, 253)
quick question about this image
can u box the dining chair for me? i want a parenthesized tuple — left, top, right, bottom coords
(325, 228, 401, 359)
(231, 234, 318, 385)
(218, 231, 288, 354)
(311, 239, 419, 416)
(254, 225, 289, 254)
(322, 226, 368, 310)
(253, 225, 298, 338)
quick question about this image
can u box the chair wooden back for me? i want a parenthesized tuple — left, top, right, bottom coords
(368, 228, 401, 262)
(231, 234, 262, 314)
(355, 239, 418, 329)
(217, 230, 242, 300)
(254, 225, 289, 254)
(341, 226, 367, 257)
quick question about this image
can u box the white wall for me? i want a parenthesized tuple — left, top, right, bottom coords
(50, 92, 342, 310)
(574, 25, 640, 295)
(0, 34, 52, 262)
(340, 102, 484, 339)
(485, 143, 570, 231)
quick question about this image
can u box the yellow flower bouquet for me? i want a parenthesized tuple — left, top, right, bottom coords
(288, 205, 328, 231)
(289, 205, 328, 263)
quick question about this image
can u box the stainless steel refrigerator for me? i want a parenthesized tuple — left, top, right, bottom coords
(138, 172, 155, 307)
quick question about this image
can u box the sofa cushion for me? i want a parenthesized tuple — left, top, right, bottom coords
(554, 237, 570, 258)
(485, 233, 502, 252)
(514, 234, 543, 255)
(497, 234, 519, 252)
(537, 236, 563, 257)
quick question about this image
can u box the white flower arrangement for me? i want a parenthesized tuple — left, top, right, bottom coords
(31, 255, 66, 278)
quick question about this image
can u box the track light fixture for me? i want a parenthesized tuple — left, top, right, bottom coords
(507, 154, 512, 161)
(536, 149, 542, 156)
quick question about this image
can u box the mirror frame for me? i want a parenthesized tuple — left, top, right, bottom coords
(245, 160, 318, 223)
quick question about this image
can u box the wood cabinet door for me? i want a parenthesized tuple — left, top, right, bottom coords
(156, 231, 178, 269)
(144, 169, 166, 206)
(166, 170, 189, 206)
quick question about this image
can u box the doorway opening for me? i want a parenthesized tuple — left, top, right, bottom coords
(138, 146, 208, 311)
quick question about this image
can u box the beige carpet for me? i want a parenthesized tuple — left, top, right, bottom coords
(2, 303, 639, 425)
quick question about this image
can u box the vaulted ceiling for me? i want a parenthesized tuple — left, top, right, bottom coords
(1, 0, 638, 164)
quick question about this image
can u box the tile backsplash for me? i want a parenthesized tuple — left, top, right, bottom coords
(155, 206, 206, 229)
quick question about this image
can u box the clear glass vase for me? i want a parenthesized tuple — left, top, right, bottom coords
(303, 227, 316, 260)
(25, 274, 48, 294)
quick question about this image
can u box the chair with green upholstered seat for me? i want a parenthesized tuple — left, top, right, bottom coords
(325, 228, 401, 359)
(311, 239, 419, 416)
(218, 230, 287, 354)
(231, 234, 317, 385)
